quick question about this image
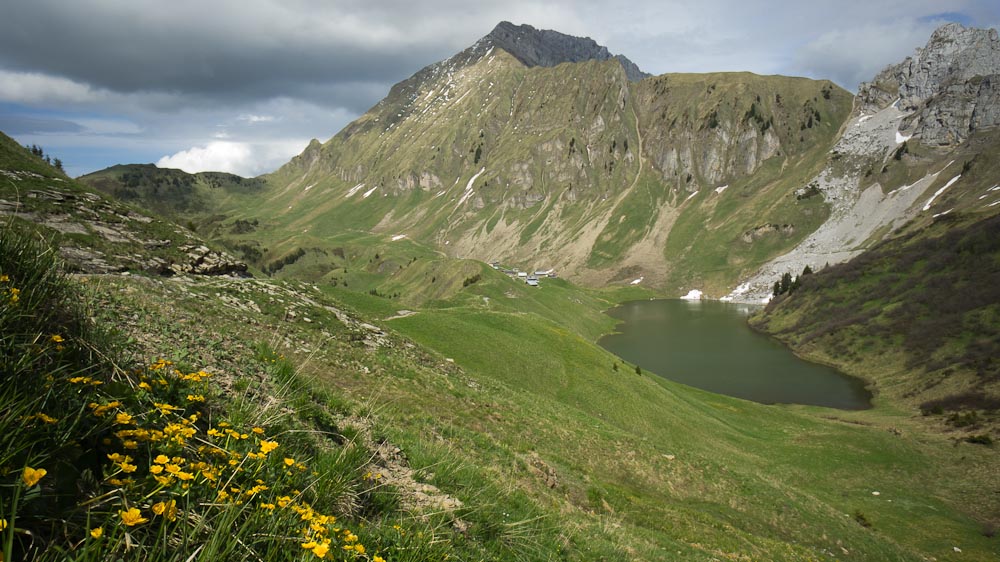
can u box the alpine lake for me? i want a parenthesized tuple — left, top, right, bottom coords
(599, 299, 872, 409)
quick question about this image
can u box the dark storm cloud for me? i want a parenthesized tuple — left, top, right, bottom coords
(1, 0, 997, 176)
(0, 1, 460, 109)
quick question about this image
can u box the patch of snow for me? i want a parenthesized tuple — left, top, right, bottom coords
(684, 191, 698, 202)
(871, 491, 880, 496)
(891, 97, 901, 110)
(391, 234, 407, 241)
(345, 183, 365, 197)
(714, 185, 729, 195)
(457, 167, 486, 207)
(989, 200, 1000, 208)
(444, 240, 450, 245)
(304, 183, 315, 192)
(363, 185, 379, 198)
(760, 295, 773, 304)
(932, 209, 953, 218)
(895, 131, 911, 144)
(680, 289, 703, 300)
(630, 277, 644, 285)
(922, 175, 961, 211)
(434, 190, 446, 198)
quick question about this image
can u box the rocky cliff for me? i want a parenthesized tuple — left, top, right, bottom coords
(734, 23, 1000, 302)
(859, 23, 1000, 145)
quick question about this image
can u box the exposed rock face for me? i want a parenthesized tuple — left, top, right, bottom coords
(486, 21, 648, 81)
(859, 23, 1000, 145)
(732, 23, 1000, 303)
(170, 245, 249, 277)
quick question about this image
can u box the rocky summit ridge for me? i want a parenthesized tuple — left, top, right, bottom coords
(484, 21, 648, 82)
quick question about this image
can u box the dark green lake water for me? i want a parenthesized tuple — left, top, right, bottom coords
(598, 299, 872, 409)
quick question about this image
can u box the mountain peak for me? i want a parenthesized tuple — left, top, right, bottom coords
(858, 22, 1000, 145)
(483, 21, 648, 81)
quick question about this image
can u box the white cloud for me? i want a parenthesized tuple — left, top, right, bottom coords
(156, 139, 309, 176)
(238, 114, 276, 124)
(0, 69, 107, 105)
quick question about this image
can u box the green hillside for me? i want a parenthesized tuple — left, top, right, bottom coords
(5, 129, 999, 559)
(752, 212, 1000, 435)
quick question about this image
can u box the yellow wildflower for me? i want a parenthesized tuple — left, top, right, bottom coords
(90, 527, 103, 539)
(0, 519, 6, 530)
(187, 394, 205, 402)
(259, 440, 278, 454)
(354, 544, 365, 554)
(115, 412, 134, 425)
(22, 466, 47, 487)
(153, 402, 179, 415)
(301, 541, 318, 550)
(373, 556, 385, 562)
(284, 457, 296, 467)
(119, 507, 148, 526)
(153, 454, 169, 464)
(34, 413, 58, 424)
(251, 427, 264, 434)
(260, 503, 275, 511)
(138, 381, 152, 391)
(0, 274, 8, 282)
(50, 334, 63, 343)
(313, 541, 331, 558)
(164, 499, 178, 520)
(149, 465, 164, 474)
(120, 462, 137, 473)
(152, 499, 178, 519)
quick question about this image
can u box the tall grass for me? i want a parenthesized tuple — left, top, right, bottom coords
(0, 224, 460, 561)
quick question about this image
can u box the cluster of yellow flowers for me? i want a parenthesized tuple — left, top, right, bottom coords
(0, 273, 19, 303)
(35, 357, 387, 561)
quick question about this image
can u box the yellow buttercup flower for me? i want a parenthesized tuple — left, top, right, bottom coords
(373, 556, 385, 562)
(259, 440, 278, 454)
(50, 334, 63, 343)
(284, 457, 296, 467)
(313, 541, 330, 558)
(22, 466, 47, 487)
(90, 527, 103, 539)
(115, 412, 134, 425)
(0, 518, 7, 530)
(119, 507, 148, 526)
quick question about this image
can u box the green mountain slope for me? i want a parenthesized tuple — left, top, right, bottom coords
(752, 212, 1000, 434)
(80, 23, 852, 297)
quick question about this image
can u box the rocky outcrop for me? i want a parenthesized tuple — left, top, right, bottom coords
(859, 23, 1000, 145)
(169, 245, 249, 277)
(486, 21, 648, 82)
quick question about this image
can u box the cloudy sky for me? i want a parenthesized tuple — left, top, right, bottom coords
(1, 1, 998, 178)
